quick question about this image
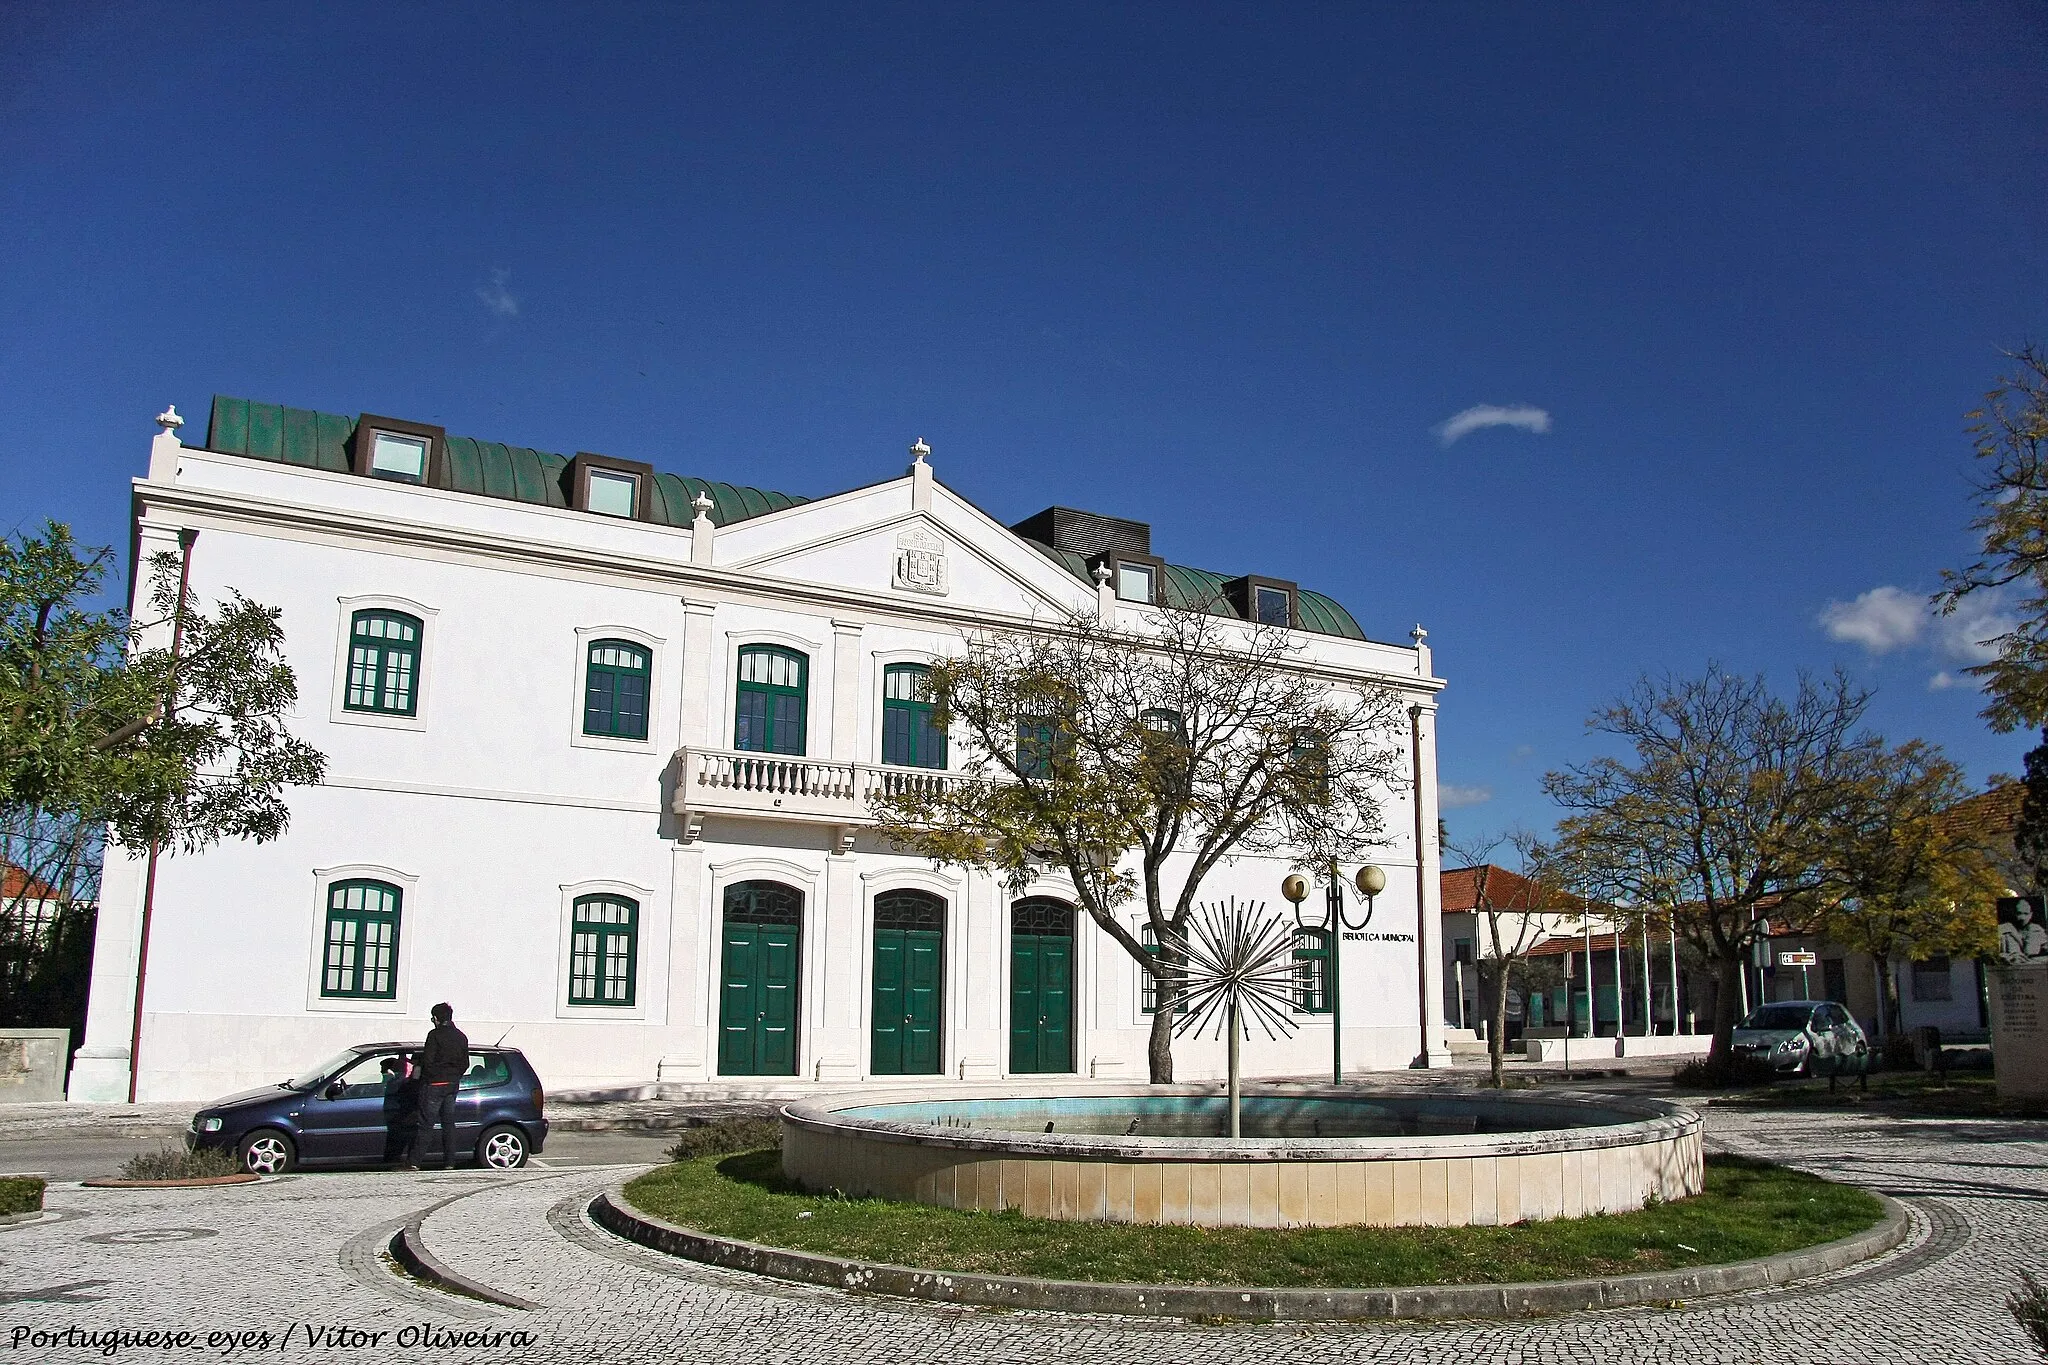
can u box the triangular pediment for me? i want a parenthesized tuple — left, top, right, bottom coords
(709, 476, 1093, 618)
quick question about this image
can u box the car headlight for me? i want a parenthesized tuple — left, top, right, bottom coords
(1778, 1036, 1809, 1052)
(198, 1116, 222, 1133)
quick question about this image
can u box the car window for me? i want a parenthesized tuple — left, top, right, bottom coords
(1741, 1004, 1814, 1031)
(328, 1053, 409, 1100)
(287, 1048, 365, 1091)
(458, 1054, 512, 1091)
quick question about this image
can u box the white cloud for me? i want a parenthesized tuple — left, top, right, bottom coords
(1439, 783, 1493, 809)
(1436, 404, 1552, 447)
(474, 268, 519, 319)
(1818, 586, 1926, 652)
(1932, 595, 2013, 663)
(1928, 671, 1962, 691)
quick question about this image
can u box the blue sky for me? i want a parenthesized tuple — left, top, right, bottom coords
(4, 2, 2044, 846)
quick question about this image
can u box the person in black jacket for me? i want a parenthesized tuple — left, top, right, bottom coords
(403, 1002, 469, 1169)
(379, 1054, 419, 1166)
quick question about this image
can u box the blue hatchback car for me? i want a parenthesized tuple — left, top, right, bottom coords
(187, 1042, 549, 1174)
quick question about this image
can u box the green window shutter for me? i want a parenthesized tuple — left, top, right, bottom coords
(734, 646, 807, 755)
(1292, 927, 1331, 1013)
(344, 610, 423, 716)
(569, 895, 638, 1006)
(880, 664, 946, 769)
(321, 880, 402, 999)
(583, 639, 651, 739)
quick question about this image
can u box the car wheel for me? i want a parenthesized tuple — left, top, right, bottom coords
(476, 1124, 528, 1170)
(238, 1129, 296, 1175)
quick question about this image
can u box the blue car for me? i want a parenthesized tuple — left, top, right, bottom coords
(187, 1042, 549, 1174)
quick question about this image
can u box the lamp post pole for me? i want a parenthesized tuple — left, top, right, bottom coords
(1284, 863, 1384, 1087)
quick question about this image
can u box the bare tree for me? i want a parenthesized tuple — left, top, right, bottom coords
(869, 600, 1407, 1084)
(1445, 831, 1582, 1087)
(1544, 667, 1895, 1071)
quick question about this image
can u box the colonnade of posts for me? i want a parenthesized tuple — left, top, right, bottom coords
(1454, 913, 1693, 1039)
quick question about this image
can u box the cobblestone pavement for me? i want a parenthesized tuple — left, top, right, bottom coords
(2, 1105, 2043, 1364)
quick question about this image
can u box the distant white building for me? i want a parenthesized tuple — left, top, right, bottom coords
(70, 397, 1448, 1102)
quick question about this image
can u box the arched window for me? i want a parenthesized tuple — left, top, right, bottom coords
(734, 646, 807, 755)
(875, 888, 946, 932)
(322, 879, 401, 999)
(345, 610, 421, 716)
(1010, 897, 1075, 935)
(881, 664, 946, 769)
(583, 639, 650, 740)
(725, 879, 803, 925)
(1292, 926, 1331, 1014)
(569, 895, 638, 1006)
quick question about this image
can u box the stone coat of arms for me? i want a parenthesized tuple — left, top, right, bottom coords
(893, 527, 950, 596)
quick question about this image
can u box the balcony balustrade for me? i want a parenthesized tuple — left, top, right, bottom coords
(672, 745, 976, 849)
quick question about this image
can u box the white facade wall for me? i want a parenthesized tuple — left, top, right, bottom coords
(71, 427, 1447, 1101)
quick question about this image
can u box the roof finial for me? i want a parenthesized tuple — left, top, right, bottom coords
(155, 404, 184, 432)
(691, 490, 715, 518)
(909, 437, 930, 465)
(1092, 563, 1112, 585)
(1411, 623, 1428, 646)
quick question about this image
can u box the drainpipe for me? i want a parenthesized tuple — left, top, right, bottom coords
(127, 528, 197, 1104)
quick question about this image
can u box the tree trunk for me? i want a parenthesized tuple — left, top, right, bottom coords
(1709, 949, 1745, 1068)
(1874, 953, 1900, 1039)
(1488, 963, 1511, 1089)
(1147, 996, 1175, 1084)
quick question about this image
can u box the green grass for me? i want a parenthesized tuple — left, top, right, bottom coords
(622, 1152, 1882, 1289)
(0, 1177, 45, 1216)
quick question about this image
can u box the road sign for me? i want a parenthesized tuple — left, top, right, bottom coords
(1778, 950, 1817, 967)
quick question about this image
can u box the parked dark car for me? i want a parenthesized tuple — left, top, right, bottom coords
(188, 1043, 548, 1174)
(1730, 1001, 1869, 1076)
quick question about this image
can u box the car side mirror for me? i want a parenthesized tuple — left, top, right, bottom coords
(323, 1082, 345, 1101)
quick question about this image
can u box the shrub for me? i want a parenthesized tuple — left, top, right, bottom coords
(1673, 1055, 1780, 1089)
(117, 1145, 242, 1181)
(2012, 1269, 2048, 1358)
(0, 1177, 45, 1215)
(665, 1117, 783, 1163)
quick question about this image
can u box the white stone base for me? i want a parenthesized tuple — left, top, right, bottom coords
(66, 1046, 132, 1103)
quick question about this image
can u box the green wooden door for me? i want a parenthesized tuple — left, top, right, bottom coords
(1009, 898, 1075, 1074)
(872, 890, 945, 1076)
(719, 881, 802, 1076)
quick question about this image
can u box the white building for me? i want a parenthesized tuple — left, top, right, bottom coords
(70, 397, 1448, 1102)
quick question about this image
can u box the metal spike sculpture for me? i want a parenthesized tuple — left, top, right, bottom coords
(1167, 898, 1300, 1137)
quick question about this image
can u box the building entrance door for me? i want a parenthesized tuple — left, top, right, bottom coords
(871, 890, 945, 1075)
(718, 881, 802, 1076)
(1009, 897, 1075, 1074)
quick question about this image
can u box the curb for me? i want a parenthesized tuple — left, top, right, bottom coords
(79, 1174, 259, 1188)
(388, 1201, 541, 1312)
(0, 1209, 44, 1226)
(589, 1182, 1911, 1322)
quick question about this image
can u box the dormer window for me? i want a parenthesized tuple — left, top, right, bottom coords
(351, 414, 445, 487)
(369, 432, 429, 483)
(1225, 575, 1298, 629)
(1116, 563, 1155, 604)
(588, 469, 640, 518)
(1093, 551, 1166, 606)
(566, 452, 656, 521)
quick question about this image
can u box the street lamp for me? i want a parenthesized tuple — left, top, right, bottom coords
(1282, 863, 1385, 1085)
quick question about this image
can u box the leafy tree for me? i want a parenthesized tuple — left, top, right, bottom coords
(1544, 667, 1898, 1069)
(1814, 743, 2002, 1038)
(1, 522, 325, 1040)
(868, 600, 1406, 1083)
(2013, 730, 2048, 891)
(1937, 345, 2048, 731)
(1444, 831, 1581, 1089)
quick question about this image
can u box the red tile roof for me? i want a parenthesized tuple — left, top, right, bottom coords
(1440, 864, 1580, 915)
(2, 863, 60, 901)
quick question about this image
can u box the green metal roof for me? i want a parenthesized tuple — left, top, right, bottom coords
(201, 396, 806, 528)
(200, 395, 1365, 639)
(1021, 541, 1367, 642)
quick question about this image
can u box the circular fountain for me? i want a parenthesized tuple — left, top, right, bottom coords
(780, 1087, 1703, 1228)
